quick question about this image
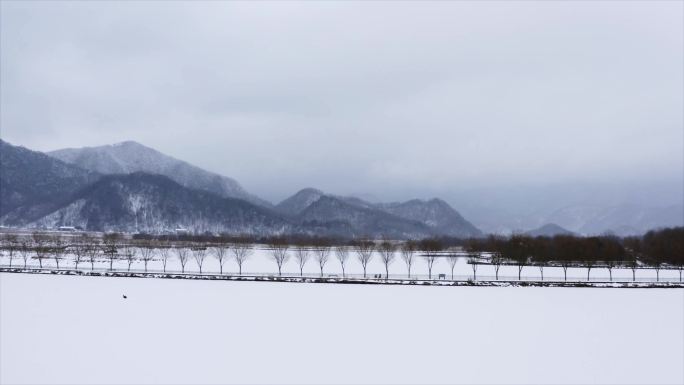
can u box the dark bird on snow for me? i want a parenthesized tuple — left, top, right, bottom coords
(123, 295, 127, 299)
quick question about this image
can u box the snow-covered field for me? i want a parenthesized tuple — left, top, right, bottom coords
(1, 273, 682, 384)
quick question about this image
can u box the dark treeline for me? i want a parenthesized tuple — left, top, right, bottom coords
(464, 227, 684, 281)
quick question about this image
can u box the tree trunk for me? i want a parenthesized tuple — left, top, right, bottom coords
(563, 267, 567, 281)
(320, 265, 324, 277)
(407, 265, 411, 279)
(518, 266, 523, 280)
(278, 265, 282, 276)
(495, 266, 499, 280)
(38, 259, 42, 268)
(239, 264, 242, 275)
(587, 267, 591, 282)
(219, 263, 223, 275)
(608, 268, 612, 281)
(385, 265, 389, 279)
(91, 261, 94, 271)
(363, 265, 367, 278)
(451, 267, 455, 280)
(110, 258, 113, 271)
(341, 264, 345, 277)
(55, 259, 60, 269)
(656, 269, 659, 282)
(632, 268, 636, 281)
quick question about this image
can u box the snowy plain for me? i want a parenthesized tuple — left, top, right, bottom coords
(1, 272, 683, 384)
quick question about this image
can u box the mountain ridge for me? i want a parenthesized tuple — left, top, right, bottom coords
(48, 141, 272, 208)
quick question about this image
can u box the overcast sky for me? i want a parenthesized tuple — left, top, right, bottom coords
(1, 1, 682, 207)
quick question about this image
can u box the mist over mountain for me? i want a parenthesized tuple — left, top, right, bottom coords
(525, 223, 575, 237)
(32, 173, 291, 234)
(276, 188, 482, 238)
(1, 140, 479, 238)
(49, 141, 272, 207)
(1, 139, 680, 237)
(0, 140, 100, 224)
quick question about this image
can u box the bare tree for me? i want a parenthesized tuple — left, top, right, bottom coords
(158, 244, 172, 272)
(51, 235, 65, 269)
(72, 235, 88, 270)
(211, 241, 230, 274)
(490, 252, 503, 280)
(294, 246, 310, 276)
(269, 238, 289, 276)
(138, 242, 156, 272)
(446, 254, 459, 280)
(335, 246, 349, 277)
(2, 234, 18, 267)
(313, 241, 331, 277)
(378, 239, 396, 279)
(420, 238, 442, 279)
(103, 233, 121, 270)
(354, 239, 374, 278)
(653, 262, 662, 282)
(192, 246, 208, 274)
(400, 240, 416, 278)
(175, 246, 190, 273)
(468, 254, 479, 280)
(122, 243, 136, 271)
(19, 238, 31, 268)
(231, 241, 252, 275)
(32, 232, 49, 268)
(86, 242, 101, 271)
(585, 259, 595, 282)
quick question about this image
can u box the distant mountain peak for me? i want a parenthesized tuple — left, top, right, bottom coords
(47, 141, 271, 207)
(275, 188, 326, 216)
(525, 223, 575, 237)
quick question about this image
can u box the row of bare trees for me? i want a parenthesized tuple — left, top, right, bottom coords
(1, 228, 681, 281)
(0, 232, 256, 274)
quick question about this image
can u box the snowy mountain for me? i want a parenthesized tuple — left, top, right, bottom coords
(377, 198, 482, 238)
(298, 195, 434, 238)
(275, 188, 325, 217)
(524, 223, 575, 237)
(544, 204, 684, 236)
(48, 141, 271, 207)
(0, 140, 100, 225)
(31, 173, 292, 234)
(277, 189, 482, 238)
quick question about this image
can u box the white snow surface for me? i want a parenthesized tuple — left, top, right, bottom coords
(1, 273, 682, 384)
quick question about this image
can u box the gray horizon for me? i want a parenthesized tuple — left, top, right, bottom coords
(1, 1, 682, 215)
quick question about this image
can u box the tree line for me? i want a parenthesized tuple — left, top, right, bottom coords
(464, 227, 684, 281)
(0, 227, 681, 281)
